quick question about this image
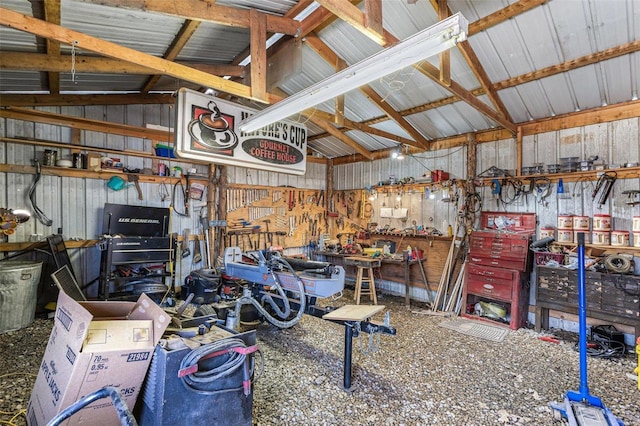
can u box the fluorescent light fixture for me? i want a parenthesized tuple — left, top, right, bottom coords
(239, 12, 468, 133)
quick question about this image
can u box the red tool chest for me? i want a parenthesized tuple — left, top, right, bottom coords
(462, 212, 535, 330)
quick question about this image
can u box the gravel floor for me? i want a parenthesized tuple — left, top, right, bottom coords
(1, 290, 638, 425)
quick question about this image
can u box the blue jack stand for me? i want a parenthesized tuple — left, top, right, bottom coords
(549, 232, 624, 426)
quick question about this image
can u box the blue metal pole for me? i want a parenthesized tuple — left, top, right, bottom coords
(576, 232, 589, 397)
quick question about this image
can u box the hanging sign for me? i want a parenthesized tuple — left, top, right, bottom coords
(175, 88, 307, 175)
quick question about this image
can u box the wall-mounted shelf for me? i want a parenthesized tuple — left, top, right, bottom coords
(551, 241, 640, 257)
(0, 239, 99, 253)
(477, 166, 640, 184)
(0, 164, 210, 184)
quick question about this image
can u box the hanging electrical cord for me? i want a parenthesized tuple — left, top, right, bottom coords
(499, 177, 523, 205)
(28, 160, 53, 226)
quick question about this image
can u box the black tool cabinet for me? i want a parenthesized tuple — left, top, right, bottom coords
(98, 236, 175, 300)
(98, 203, 174, 300)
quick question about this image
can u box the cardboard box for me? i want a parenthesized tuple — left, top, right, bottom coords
(27, 291, 170, 426)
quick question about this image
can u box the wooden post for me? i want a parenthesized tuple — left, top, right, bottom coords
(466, 132, 477, 179)
(326, 159, 334, 232)
(516, 126, 523, 176)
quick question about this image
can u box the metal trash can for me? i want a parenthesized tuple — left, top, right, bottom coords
(0, 261, 43, 333)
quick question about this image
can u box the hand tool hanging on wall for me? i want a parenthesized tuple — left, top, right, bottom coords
(288, 190, 296, 211)
(192, 235, 202, 264)
(200, 214, 212, 268)
(181, 228, 191, 258)
(127, 174, 143, 200)
(592, 171, 617, 208)
(172, 180, 189, 217)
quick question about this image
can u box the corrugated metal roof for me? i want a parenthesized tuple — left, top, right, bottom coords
(0, 0, 638, 160)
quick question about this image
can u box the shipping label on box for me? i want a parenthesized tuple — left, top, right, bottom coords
(27, 291, 169, 426)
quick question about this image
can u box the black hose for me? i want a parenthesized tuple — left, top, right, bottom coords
(48, 386, 137, 426)
(179, 337, 262, 395)
(28, 160, 53, 226)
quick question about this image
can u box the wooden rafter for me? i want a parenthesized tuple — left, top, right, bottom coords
(0, 7, 274, 103)
(315, 0, 385, 44)
(141, 19, 201, 94)
(303, 0, 516, 133)
(0, 52, 245, 77)
(430, 0, 514, 123)
(0, 93, 174, 107)
(364, 40, 640, 127)
(303, 33, 431, 149)
(333, 100, 640, 164)
(0, 107, 173, 140)
(75, 0, 301, 36)
(468, 0, 547, 36)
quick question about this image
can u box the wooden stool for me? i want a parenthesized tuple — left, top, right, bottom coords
(345, 257, 381, 305)
(354, 265, 377, 305)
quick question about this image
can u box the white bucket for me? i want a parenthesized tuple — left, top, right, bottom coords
(591, 230, 610, 245)
(633, 216, 640, 232)
(611, 231, 629, 246)
(0, 261, 43, 333)
(634, 232, 640, 248)
(574, 231, 590, 244)
(539, 227, 555, 240)
(557, 228, 573, 243)
(557, 215, 573, 229)
(592, 214, 611, 231)
(572, 216, 589, 230)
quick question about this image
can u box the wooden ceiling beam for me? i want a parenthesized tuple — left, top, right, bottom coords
(0, 93, 175, 107)
(430, 0, 513, 123)
(75, 0, 301, 36)
(315, 0, 385, 44)
(304, 33, 431, 149)
(468, 0, 547, 36)
(141, 19, 201, 94)
(43, 0, 61, 94)
(0, 8, 276, 103)
(0, 52, 245, 77)
(363, 40, 640, 126)
(304, 1, 517, 132)
(359, 86, 432, 149)
(0, 107, 173, 140)
(519, 100, 640, 136)
(495, 40, 640, 90)
(307, 110, 419, 146)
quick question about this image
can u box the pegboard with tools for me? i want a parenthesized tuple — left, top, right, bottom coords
(225, 186, 333, 250)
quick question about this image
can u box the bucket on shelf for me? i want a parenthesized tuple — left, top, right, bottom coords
(633, 216, 640, 232)
(610, 231, 629, 247)
(633, 232, 640, 248)
(593, 214, 611, 231)
(539, 227, 555, 240)
(557, 215, 573, 229)
(592, 230, 610, 245)
(572, 216, 589, 230)
(574, 231, 590, 244)
(0, 261, 43, 333)
(557, 228, 573, 243)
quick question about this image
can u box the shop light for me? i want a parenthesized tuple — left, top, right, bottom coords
(238, 13, 468, 133)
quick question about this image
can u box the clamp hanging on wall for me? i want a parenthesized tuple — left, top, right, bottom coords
(591, 171, 617, 209)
